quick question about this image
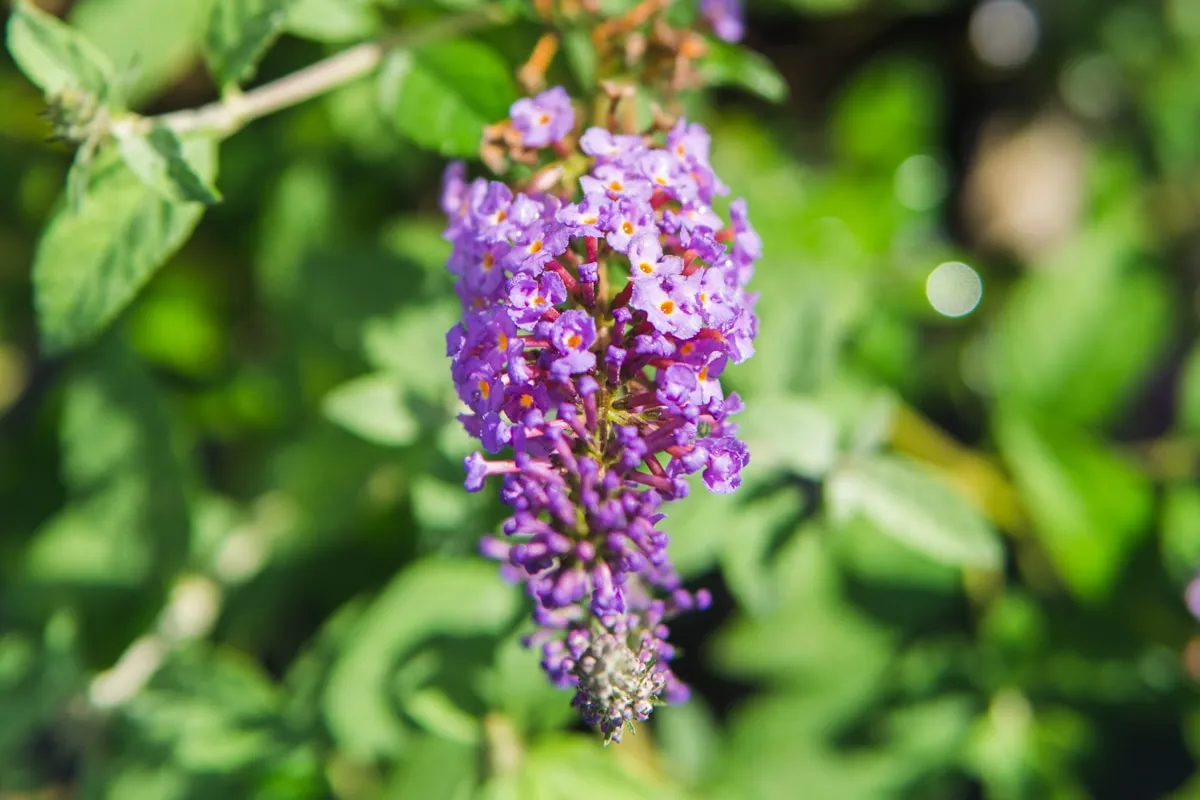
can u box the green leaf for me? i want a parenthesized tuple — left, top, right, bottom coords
(738, 395, 839, 477)
(123, 647, 282, 773)
(1162, 482, 1200, 586)
(562, 27, 597, 88)
(115, 124, 222, 204)
(360, 300, 459, 399)
(1177, 342, 1200, 435)
(521, 737, 687, 800)
(476, 633, 576, 736)
(285, 0, 380, 43)
(322, 372, 419, 447)
(993, 411, 1153, 601)
(33, 138, 216, 355)
(69, 0, 207, 105)
(831, 56, 941, 168)
(701, 39, 788, 103)
(204, 0, 296, 88)
(6, 0, 117, 101)
(24, 339, 190, 586)
(825, 454, 1004, 569)
(986, 228, 1171, 426)
(656, 699, 721, 786)
(378, 38, 517, 157)
(383, 734, 478, 800)
(322, 558, 518, 759)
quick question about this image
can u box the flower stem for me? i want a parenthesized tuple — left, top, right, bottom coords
(131, 8, 509, 138)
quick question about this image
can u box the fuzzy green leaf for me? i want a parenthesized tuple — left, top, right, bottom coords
(701, 39, 788, 104)
(204, 0, 296, 88)
(826, 454, 1004, 569)
(33, 139, 217, 355)
(6, 0, 116, 102)
(115, 124, 223, 204)
(378, 38, 516, 157)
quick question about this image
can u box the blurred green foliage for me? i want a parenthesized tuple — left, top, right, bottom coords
(1, 0, 1199, 798)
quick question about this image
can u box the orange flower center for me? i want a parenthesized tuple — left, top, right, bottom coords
(680, 342, 695, 355)
(698, 367, 709, 381)
(567, 334, 583, 349)
(498, 333, 508, 350)
(529, 240, 543, 254)
(520, 394, 534, 408)
(638, 262, 654, 274)
(538, 113, 551, 125)
(478, 380, 490, 398)
(659, 300, 675, 315)
(621, 221, 634, 235)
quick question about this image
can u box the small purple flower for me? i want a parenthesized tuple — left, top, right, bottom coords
(551, 309, 597, 353)
(701, 437, 750, 493)
(701, 0, 744, 43)
(581, 163, 653, 203)
(440, 161, 467, 216)
(627, 233, 664, 280)
(464, 451, 490, 492)
(605, 198, 655, 253)
(579, 128, 645, 161)
(507, 272, 567, 327)
(631, 276, 703, 340)
(548, 310, 598, 378)
(557, 196, 607, 238)
(511, 86, 575, 148)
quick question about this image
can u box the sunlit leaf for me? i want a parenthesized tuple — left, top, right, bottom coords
(322, 559, 518, 759)
(204, 0, 296, 88)
(68, 0, 206, 105)
(987, 228, 1171, 426)
(114, 124, 222, 204)
(6, 0, 116, 101)
(383, 734, 478, 799)
(122, 647, 283, 773)
(701, 39, 788, 103)
(322, 372, 420, 447)
(285, 0, 380, 43)
(1162, 482, 1200, 586)
(994, 411, 1153, 601)
(826, 454, 1004, 569)
(378, 38, 516, 157)
(738, 395, 839, 477)
(33, 139, 216, 355)
(24, 339, 190, 585)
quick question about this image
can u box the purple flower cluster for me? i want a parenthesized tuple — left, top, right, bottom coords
(443, 87, 759, 741)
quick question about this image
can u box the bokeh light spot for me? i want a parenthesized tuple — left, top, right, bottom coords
(926, 261, 983, 317)
(970, 0, 1039, 69)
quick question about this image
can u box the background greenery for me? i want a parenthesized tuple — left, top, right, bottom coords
(2, 0, 1199, 797)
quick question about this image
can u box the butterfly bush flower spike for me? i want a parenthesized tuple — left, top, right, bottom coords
(444, 85, 759, 743)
